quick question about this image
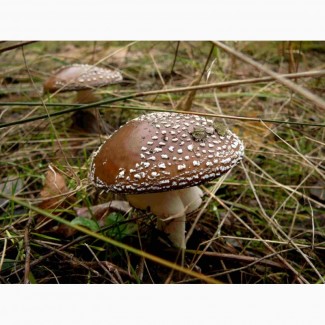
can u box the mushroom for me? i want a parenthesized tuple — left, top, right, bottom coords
(89, 112, 244, 249)
(43, 64, 123, 133)
(43, 64, 123, 103)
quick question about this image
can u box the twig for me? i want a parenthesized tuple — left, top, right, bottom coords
(84, 243, 122, 284)
(0, 238, 8, 272)
(176, 43, 215, 111)
(170, 41, 180, 75)
(220, 235, 325, 249)
(213, 41, 325, 110)
(0, 41, 37, 53)
(150, 52, 175, 108)
(1, 69, 325, 129)
(137, 69, 325, 96)
(23, 212, 33, 284)
(307, 199, 315, 250)
(208, 249, 296, 279)
(186, 249, 291, 269)
(2, 69, 324, 108)
(200, 43, 215, 80)
(262, 121, 325, 181)
(242, 160, 325, 283)
(10, 234, 91, 276)
(35, 241, 106, 280)
(209, 192, 309, 283)
(2, 102, 325, 129)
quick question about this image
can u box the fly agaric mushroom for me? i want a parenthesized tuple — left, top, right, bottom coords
(90, 112, 244, 249)
(43, 64, 123, 134)
(43, 64, 123, 103)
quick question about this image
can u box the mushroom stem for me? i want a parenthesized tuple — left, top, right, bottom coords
(126, 186, 203, 249)
(73, 90, 112, 134)
(75, 89, 100, 104)
(157, 212, 186, 249)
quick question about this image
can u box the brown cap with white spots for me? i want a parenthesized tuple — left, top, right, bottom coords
(43, 64, 123, 93)
(90, 112, 244, 194)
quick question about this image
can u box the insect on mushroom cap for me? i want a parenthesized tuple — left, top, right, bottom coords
(43, 64, 123, 93)
(90, 112, 244, 194)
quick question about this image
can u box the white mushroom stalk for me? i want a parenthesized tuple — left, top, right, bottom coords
(75, 89, 100, 104)
(90, 112, 244, 249)
(127, 186, 203, 248)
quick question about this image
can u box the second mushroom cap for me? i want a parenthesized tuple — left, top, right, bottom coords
(43, 64, 123, 93)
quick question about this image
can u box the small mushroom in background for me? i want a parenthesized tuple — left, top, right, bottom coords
(43, 64, 123, 103)
(43, 64, 123, 133)
(89, 112, 244, 249)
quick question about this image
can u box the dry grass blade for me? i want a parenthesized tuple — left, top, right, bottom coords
(0, 41, 37, 53)
(213, 41, 325, 110)
(242, 161, 325, 283)
(212, 194, 309, 284)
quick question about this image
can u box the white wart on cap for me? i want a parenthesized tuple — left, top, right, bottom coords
(90, 112, 244, 194)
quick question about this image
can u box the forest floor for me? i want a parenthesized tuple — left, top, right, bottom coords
(0, 41, 324, 284)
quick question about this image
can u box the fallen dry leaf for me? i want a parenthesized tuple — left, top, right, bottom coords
(39, 165, 71, 209)
(36, 165, 76, 236)
(75, 200, 132, 227)
(53, 201, 132, 238)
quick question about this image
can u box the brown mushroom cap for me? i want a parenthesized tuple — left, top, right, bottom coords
(90, 112, 244, 194)
(43, 64, 123, 93)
